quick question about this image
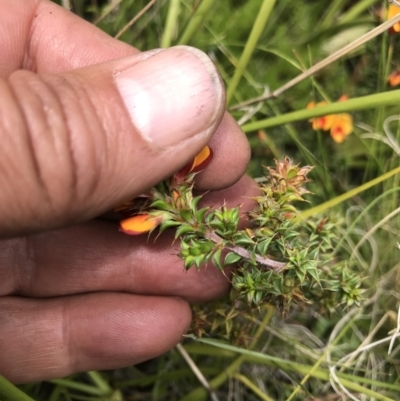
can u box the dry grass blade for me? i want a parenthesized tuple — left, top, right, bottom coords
(94, 0, 124, 26)
(230, 11, 400, 110)
(175, 343, 220, 401)
(61, 0, 71, 9)
(114, 0, 158, 39)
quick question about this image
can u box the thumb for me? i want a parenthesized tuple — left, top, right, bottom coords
(0, 46, 225, 237)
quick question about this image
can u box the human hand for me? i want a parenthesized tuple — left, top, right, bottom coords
(0, 0, 257, 383)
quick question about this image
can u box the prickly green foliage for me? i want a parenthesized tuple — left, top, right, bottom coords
(126, 158, 362, 335)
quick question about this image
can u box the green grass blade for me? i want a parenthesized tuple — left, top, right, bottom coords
(226, 0, 277, 104)
(180, 307, 275, 401)
(191, 338, 397, 401)
(177, 0, 216, 45)
(319, 0, 348, 30)
(241, 89, 400, 132)
(300, 166, 400, 218)
(339, 0, 379, 24)
(184, 343, 400, 393)
(334, 187, 400, 253)
(234, 373, 274, 401)
(48, 379, 104, 396)
(160, 0, 180, 47)
(87, 371, 112, 395)
(0, 375, 36, 401)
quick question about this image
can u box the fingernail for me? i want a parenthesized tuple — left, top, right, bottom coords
(115, 46, 224, 147)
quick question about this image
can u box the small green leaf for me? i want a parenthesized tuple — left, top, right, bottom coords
(194, 255, 205, 269)
(175, 224, 194, 238)
(224, 252, 242, 265)
(234, 234, 254, 246)
(210, 220, 225, 232)
(307, 267, 320, 283)
(195, 207, 208, 223)
(212, 248, 224, 271)
(256, 238, 272, 255)
(159, 220, 181, 233)
(296, 269, 306, 283)
(179, 209, 192, 221)
(150, 199, 171, 211)
(190, 195, 203, 210)
(183, 255, 195, 270)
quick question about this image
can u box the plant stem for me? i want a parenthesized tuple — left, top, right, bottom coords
(0, 375, 36, 401)
(177, 0, 217, 45)
(205, 231, 286, 271)
(231, 11, 400, 110)
(241, 89, 400, 132)
(176, 343, 220, 401)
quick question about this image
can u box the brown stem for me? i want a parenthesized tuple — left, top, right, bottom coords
(205, 231, 286, 272)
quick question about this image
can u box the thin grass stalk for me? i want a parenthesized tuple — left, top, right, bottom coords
(233, 373, 274, 401)
(300, 166, 400, 219)
(334, 187, 400, 253)
(94, 0, 124, 25)
(226, 0, 276, 104)
(87, 371, 112, 395)
(231, 11, 400, 110)
(160, 0, 180, 47)
(367, 12, 391, 176)
(241, 89, 400, 132)
(319, 0, 348, 30)
(0, 375, 36, 401)
(184, 344, 400, 393)
(177, 0, 216, 45)
(191, 339, 397, 401)
(179, 306, 275, 401)
(350, 205, 400, 260)
(48, 379, 104, 396)
(176, 343, 220, 401)
(114, 0, 158, 39)
(339, 0, 379, 24)
(61, 0, 71, 10)
(48, 385, 64, 401)
(285, 307, 357, 401)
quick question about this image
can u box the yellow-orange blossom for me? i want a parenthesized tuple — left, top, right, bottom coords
(119, 146, 213, 235)
(307, 96, 353, 144)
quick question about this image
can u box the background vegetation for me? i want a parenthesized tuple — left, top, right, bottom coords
(4, 0, 400, 399)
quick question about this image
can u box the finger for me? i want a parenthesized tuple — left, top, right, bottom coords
(1, 176, 260, 301)
(2, 0, 249, 200)
(0, 293, 191, 383)
(195, 112, 251, 190)
(0, 46, 225, 237)
(1, 0, 139, 77)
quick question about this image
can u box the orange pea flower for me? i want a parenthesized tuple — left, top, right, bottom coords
(307, 96, 353, 144)
(388, 3, 400, 34)
(118, 146, 213, 235)
(388, 70, 400, 87)
(119, 213, 166, 235)
(307, 101, 334, 131)
(330, 114, 353, 144)
(173, 146, 213, 184)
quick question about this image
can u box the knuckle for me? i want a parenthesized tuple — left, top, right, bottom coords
(0, 70, 107, 233)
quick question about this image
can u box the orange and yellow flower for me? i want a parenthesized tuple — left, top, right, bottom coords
(119, 213, 163, 235)
(307, 96, 353, 144)
(388, 3, 400, 34)
(388, 70, 400, 87)
(118, 146, 213, 235)
(173, 145, 213, 184)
